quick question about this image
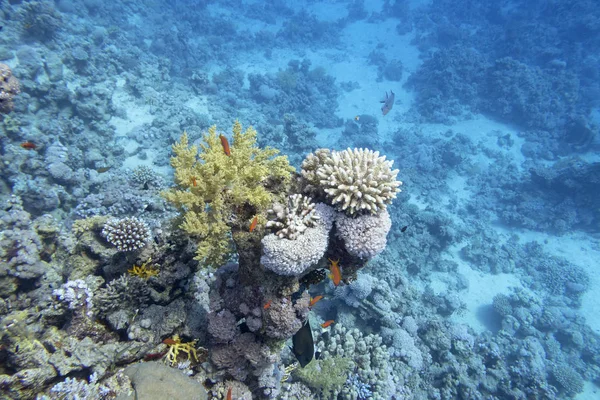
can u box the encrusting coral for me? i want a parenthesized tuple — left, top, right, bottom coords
(301, 148, 402, 215)
(162, 121, 294, 268)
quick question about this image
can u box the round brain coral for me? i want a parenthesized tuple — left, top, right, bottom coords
(302, 148, 402, 215)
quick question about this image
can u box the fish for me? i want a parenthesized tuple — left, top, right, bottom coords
(401, 225, 408, 232)
(380, 90, 395, 116)
(226, 387, 232, 400)
(191, 176, 197, 187)
(162, 338, 177, 345)
(263, 300, 272, 310)
(309, 295, 323, 307)
(354, 115, 360, 121)
(249, 215, 258, 232)
(321, 320, 335, 328)
(291, 319, 314, 368)
(219, 134, 231, 156)
(328, 259, 341, 286)
(314, 351, 321, 360)
(96, 166, 111, 173)
(20, 141, 36, 150)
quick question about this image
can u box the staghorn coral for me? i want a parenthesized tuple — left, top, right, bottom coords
(301, 148, 402, 215)
(162, 121, 294, 268)
(266, 194, 320, 240)
(101, 216, 151, 252)
(0, 63, 21, 114)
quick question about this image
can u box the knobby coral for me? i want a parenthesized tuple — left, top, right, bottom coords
(162, 121, 294, 268)
(266, 194, 320, 240)
(301, 148, 402, 215)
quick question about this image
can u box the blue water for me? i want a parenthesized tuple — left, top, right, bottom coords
(1, 1, 599, 399)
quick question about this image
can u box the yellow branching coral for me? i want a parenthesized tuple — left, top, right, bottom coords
(163, 334, 199, 366)
(162, 121, 294, 268)
(128, 258, 159, 279)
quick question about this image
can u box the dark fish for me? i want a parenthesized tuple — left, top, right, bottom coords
(291, 319, 314, 368)
(380, 90, 395, 116)
(315, 351, 321, 360)
(401, 225, 408, 232)
(299, 268, 327, 289)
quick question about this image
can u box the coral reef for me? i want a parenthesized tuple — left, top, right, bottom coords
(335, 209, 392, 259)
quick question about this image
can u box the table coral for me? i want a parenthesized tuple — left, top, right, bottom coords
(162, 121, 294, 268)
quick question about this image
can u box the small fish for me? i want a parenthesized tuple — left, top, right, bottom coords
(162, 338, 177, 345)
(219, 134, 231, 156)
(20, 141, 36, 150)
(354, 115, 360, 121)
(227, 387, 232, 400)
(314, 351, 322, 360)
(249, 215, 258, 232)
(401, 225, 408, 232)
(191, 176, 197, 187)
(143, 351, 167, 361)
(96, 166, 111, 173)
(380, 90, 395, 116)
(263, 300, 272, 310)
(321, 320, 335, 328)
(309, 295, 323, 307)
(328, 258, 341, 286)
(292, 319, 314, 368)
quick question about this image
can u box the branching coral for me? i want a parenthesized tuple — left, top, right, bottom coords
(266, 194, 320, 240)
(301, 148, 402, 215)
(162, 121, 294, 268)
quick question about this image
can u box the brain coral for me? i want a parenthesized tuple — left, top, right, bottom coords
(301, 148, 402, 215)
(335, 209, 392, 259)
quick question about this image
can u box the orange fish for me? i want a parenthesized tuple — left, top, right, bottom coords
(263, 300, 272, 310)
(20, 141, 36, 150)
(219, 134, 231, 156)
(309, 295, 323, 307)
(191, 176, 197, 187)
(321, 320, 335, 328)
(227, 387, 232, 400)
(162, 338, 177, 345)
(328, 258, 341, 286)
(249, 216, 258, 232)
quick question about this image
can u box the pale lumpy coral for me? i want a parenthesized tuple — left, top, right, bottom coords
(335, 209, 392, 259)
(101, 217, 151, 252)
(301, 148, 402, 215)
(261, 203, 334, 276)
(266, 194, 320, 240)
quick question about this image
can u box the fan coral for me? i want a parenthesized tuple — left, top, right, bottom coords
(301, 148, 402, 215)
(0, 63, 20, 114)
(261, 203, 334, 276)
(335, 209, 392, 259)
(162, 121, 294, 268)
(101, 216, 151, 252)
(266, 194, 320, 240)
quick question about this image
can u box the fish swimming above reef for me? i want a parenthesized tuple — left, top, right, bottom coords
(291, 319, 314, 368)
(380, 90, 395, 116)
